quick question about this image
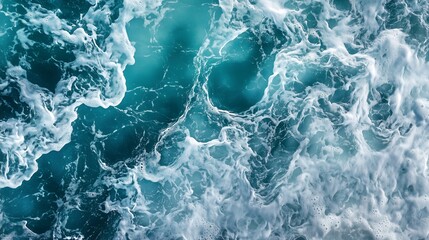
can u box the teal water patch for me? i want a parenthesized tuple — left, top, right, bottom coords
(208, 28, 274, 112)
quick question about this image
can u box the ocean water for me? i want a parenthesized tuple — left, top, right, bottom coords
(1, 0, 429, 239)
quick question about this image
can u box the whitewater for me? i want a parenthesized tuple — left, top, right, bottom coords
(0, 0, 429, 239)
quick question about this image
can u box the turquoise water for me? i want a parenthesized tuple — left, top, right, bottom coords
(1, 0, 429, 239)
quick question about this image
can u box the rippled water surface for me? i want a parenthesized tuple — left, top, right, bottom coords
(1, 0, 429, 239)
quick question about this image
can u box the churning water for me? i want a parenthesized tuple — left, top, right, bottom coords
(1, 0, 429, 239)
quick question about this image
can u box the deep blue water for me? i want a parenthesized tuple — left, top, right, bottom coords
(1, 0, 429, 239)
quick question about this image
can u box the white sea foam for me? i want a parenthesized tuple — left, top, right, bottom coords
(0, 0, 162, 188)
(2, 0, 429, 239)
(101, 0, 429, 239)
